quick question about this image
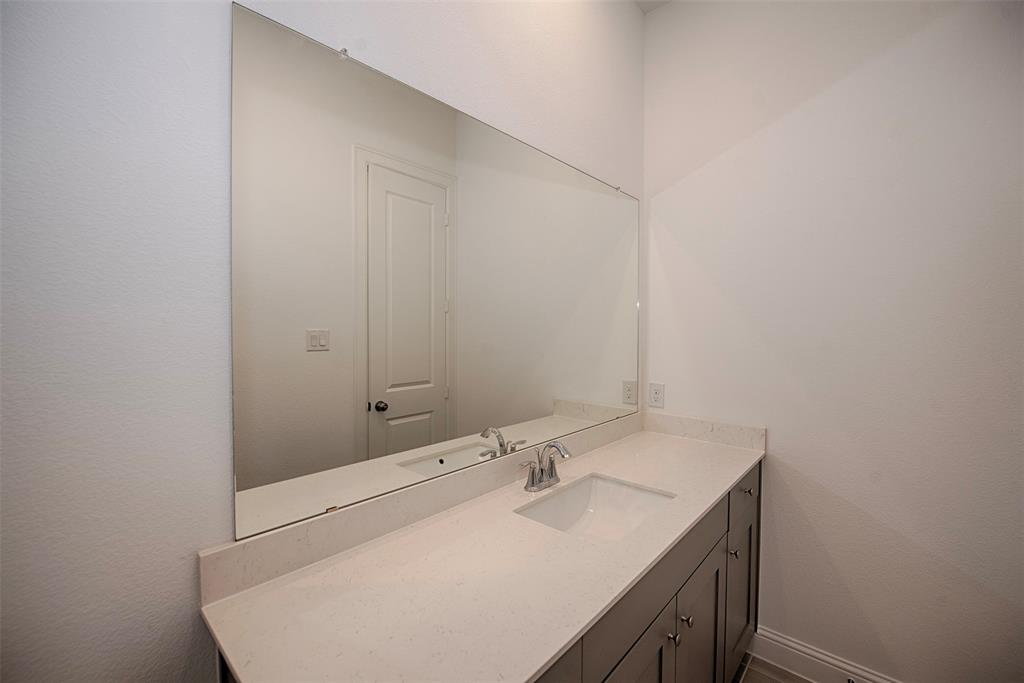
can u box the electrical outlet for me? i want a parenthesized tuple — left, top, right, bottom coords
(306, 329, 330, 351)
(622, 380, 638, 405)
(648, 382, 665, 409)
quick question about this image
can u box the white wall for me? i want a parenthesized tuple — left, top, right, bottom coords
(1, 3, 234, 680)
(0, 2, 644, 680)
(644, 3, 1024, 681)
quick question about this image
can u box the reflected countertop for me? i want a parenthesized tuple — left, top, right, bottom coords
(206, 430, 764, 682)
(234, 413, 603, 539)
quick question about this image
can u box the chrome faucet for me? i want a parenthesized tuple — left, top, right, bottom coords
(522, 440, 573, 492)
(540, 440, 572, 462)
(480, 427, 507, 454)
(480, 427, 526, 455)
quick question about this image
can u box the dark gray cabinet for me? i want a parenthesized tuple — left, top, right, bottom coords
(538, 641, 583, 683)
(724, 467, 760, 682)
(675, 536, 727, 683)
(606, 600, 677, 683)
(581, 500, 729, 683)
(604, 533, 729, 683)
(547, 462, 761, 683)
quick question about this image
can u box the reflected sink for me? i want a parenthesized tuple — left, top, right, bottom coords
(399, 442, 498, 476)
(515, 474, 675, 542)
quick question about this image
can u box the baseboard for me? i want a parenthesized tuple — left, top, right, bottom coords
(750, 627, 903, 683)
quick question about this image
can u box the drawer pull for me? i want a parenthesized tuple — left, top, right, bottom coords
(680, 615, 694, 628)
(742, 487, 754, 496)
(728, 549, 741, 559)
(667, 633, 681, 646)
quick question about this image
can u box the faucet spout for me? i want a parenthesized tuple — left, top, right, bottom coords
(540, 440, 572, 460)
(480, 427, 508, 455)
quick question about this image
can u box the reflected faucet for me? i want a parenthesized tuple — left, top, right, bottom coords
(480, 427, 527, 456)
(480, 427, 507, 454)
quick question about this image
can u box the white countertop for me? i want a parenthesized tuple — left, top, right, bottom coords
(204, 430, 763, 682)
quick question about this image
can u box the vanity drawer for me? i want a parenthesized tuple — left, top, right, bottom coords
(728, 464, 760, 531)
(581, 498, 728, 683)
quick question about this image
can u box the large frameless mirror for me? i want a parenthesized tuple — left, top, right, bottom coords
(232, 5, 639, 538)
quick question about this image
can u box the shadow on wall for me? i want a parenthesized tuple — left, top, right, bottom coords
(762, 459, 1024, 682)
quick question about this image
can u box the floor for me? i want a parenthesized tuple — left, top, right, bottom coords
(737, 655, 815, 683)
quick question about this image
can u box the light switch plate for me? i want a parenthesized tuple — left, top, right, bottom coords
(306, 329, 330, 351)
(622, 380, 638, 405)
(648, 382, 665, 409)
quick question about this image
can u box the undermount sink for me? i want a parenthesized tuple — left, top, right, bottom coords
(399, 441, 497, 476)
(515, 473, 675, 542)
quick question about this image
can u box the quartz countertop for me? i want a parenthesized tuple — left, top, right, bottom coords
(203, 430, 764, 682)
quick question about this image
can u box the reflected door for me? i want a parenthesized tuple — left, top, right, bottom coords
(367, 162, 449, 458)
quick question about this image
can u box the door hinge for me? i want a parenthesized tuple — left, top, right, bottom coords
(443, 299, 449, 314)
(443, 386, 450, 399)
(443, 211, 450, 227)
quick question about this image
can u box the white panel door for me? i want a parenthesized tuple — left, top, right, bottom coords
(367, 163, 449, 458)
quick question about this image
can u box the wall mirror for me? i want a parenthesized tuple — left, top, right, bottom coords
(232, 5, 639, 538)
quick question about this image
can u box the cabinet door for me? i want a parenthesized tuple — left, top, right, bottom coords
(582, 500, 728, 683)
(676, 535, 727, 683)
(724, 500, 760, 681)
(606, 600, 677, 683)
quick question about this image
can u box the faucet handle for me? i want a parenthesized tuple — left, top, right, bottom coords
(544, 453, 560, 484)
(508, 439, 528, 453)
(521, 460, 541, 492)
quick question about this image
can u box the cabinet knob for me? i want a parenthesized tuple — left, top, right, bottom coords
(667, 633, 681, 646)
(728, 549, 741, 558)
(742, 487, 754, 496)
(680, 615, 694, 628)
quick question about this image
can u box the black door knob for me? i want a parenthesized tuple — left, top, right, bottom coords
(374, 401, 389, 412)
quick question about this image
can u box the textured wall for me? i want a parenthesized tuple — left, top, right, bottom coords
(1, 3, 235, 679)
(0, 1, 644, 680)
(644, 3, 1024, 681)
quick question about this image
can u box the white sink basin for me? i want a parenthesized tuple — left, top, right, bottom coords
(515, 473, 675, 542)
(399, 442, 498, 476)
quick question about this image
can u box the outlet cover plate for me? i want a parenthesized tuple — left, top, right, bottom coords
(622, 380, 638, 405)
(648, 382, 665, 409)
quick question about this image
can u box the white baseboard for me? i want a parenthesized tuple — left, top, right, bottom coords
(750, 627, 903, 683)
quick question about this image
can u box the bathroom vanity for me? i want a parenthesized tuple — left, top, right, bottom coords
(201, 424, 763, 683)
